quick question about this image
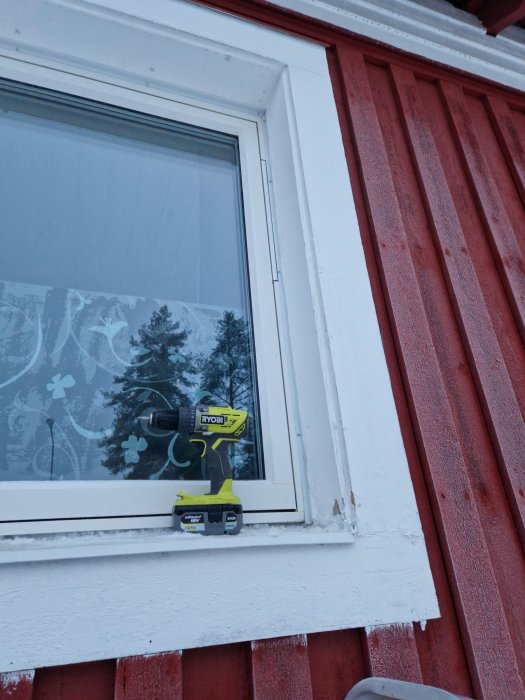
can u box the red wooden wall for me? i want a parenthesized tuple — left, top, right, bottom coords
(1, 2, 524, 699)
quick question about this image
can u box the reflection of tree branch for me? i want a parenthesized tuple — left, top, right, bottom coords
(0, 316, 43, 391)
(121, 386, 173, 408)
(100, 305, 197, 479)
(135, 375, 193, 385)
(233, 387, 251, 401)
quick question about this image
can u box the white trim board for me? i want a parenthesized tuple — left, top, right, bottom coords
(267, 0, 525, 93)
(0, 0, 438, 670)
(0, 525, 355, 564)
(1, 531, 432, 671)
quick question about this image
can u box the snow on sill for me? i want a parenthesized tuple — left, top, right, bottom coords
(0, 523, 354, 564)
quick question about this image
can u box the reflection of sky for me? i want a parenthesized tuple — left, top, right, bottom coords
(0, 99, 248, 310)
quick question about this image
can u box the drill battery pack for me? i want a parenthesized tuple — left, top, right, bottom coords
(173, 502, 243, 535)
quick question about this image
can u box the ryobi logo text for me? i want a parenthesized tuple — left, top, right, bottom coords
(201, 415, 225, 425)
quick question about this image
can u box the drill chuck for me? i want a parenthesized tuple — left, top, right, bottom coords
(148, 407, 196, 434)
(148, 409, 179, 431)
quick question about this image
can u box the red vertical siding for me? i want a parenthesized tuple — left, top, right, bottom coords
(3, 3, 524, 699)
(115, 653, 182, 700)
(335, 51, 524, 699)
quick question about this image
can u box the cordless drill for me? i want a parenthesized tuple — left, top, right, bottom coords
(148, 405, 247, 535)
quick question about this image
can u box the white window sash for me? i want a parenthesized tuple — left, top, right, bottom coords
(0, 70, 301, 528)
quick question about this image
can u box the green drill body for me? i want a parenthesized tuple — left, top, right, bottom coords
(148, 405, 246, 535)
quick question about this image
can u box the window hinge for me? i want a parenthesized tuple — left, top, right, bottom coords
(261, 158, 280, 283)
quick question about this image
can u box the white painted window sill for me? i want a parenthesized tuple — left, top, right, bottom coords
(0, 524, 355, 564)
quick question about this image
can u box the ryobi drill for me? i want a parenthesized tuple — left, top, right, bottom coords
(148, 405, 247, 535)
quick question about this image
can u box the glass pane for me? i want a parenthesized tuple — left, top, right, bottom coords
(0, 81, 263, 482)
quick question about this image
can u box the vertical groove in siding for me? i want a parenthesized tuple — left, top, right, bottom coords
(485, 97, 525, 206)
(182, 643, 252, 700)
(440, 83, 525, 345)
(307, 629, 365, 700)
(336, 45, 525, 700)
(34, 661, 115, 700)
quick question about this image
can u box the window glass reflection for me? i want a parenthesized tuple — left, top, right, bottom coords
(0, 83, 263, 481)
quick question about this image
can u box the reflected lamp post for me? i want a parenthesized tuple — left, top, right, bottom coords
(46, 417, 55, 480)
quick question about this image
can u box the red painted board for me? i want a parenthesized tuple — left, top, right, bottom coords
(478, 0, 525, 35)
(251, 635, 313, 700)
(364, 625, 423, 684)
(335, 45, 524, 700)
(0, 672, 34, 700)
(33, 662, 114, 700)
(182, 642, 252, 700)
(440, 81, 525, 346)
(485, 96, 525, 208)
(389, 68, 525, 554)
(360, 63, 484, 697)
(307, 629, 365, 700)
(114, 653, 181, 700)
(458, 0, 485, 12)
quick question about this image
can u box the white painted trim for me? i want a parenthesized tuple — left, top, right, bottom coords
(0, 511, 304, 537)
(1, 531, 434, 671)
(268, 0, 525, 93)
(0, 66, 297, 521)
(0, 0, 439, 669)
(0, 524, 354, 564)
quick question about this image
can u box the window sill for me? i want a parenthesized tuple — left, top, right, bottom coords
(0, 524, 354, 564)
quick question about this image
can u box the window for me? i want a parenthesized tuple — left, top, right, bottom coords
(0, 79, 297, 533)
(0, 0, 437, 665)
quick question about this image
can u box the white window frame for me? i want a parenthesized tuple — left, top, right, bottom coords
(0, 0, 438, 670)
(0, 77, 299, 530)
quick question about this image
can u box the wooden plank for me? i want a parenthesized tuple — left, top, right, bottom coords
(335, 46, 524, 700)
(382, 67, 524, 691)
(459, 0, 486, 12)
(364, 625, 423, 683)
(329, 52, 475, 699)
(439, 81, 525, 345)
(388, 68, 525, 695)
(182, 643, 252, 700)
(478, 0, 525, 34)
(114, 653, 182, 700)
(391, 69, 525, 546)
(307, 630, 365, 700)
(0, 671, 34, 700)
(485, 96, 525, 206)
(33, 662, 115, 700)
(251, 635, 313, 700)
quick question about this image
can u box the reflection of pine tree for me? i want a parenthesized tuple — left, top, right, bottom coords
(100, 305, 201, 479)
(200, 311, 260, 479)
